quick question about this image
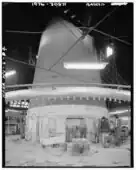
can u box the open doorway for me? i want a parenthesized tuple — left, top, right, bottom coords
(65, 117, 87, 142)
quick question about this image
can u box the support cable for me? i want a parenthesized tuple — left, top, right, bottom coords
(5, 56, 131, 89)
(6, 56, 90, 84)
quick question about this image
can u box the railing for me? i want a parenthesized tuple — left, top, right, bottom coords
(5, 82, 131, 92)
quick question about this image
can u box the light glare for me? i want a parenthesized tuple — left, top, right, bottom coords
(64, 9, 69, 14)
(71, 15, 76, 19)
(110, 109, 130, 115)
(5, 70, 16, 78)
(64, 62, 108, 70)
(106, 46, 113, 58)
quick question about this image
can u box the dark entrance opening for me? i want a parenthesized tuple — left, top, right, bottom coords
(65, 117, 87, 142)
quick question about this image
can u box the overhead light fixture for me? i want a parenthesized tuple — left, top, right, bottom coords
(106, 46, 113, 58)
(5, 70, 16, 78)
(64, 62, 108, 70)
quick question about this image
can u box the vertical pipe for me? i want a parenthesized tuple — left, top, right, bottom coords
(20, 115, 22, 138)
(23, 113, 26, 138)
(31, 114, 37, 143)
(36, 115, 40, 142)
(20, 115, 25, 139)
(7, 116, 10, 135)
(128, 116, 130, 132)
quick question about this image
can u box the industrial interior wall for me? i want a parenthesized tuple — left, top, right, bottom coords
(26, 20, 108, 142)
(26, 105, 108, 142)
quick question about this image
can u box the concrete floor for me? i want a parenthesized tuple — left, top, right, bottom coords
(5, 135, 131, 167)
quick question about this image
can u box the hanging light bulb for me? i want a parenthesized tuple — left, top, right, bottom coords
(106, 46, 113, 58)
